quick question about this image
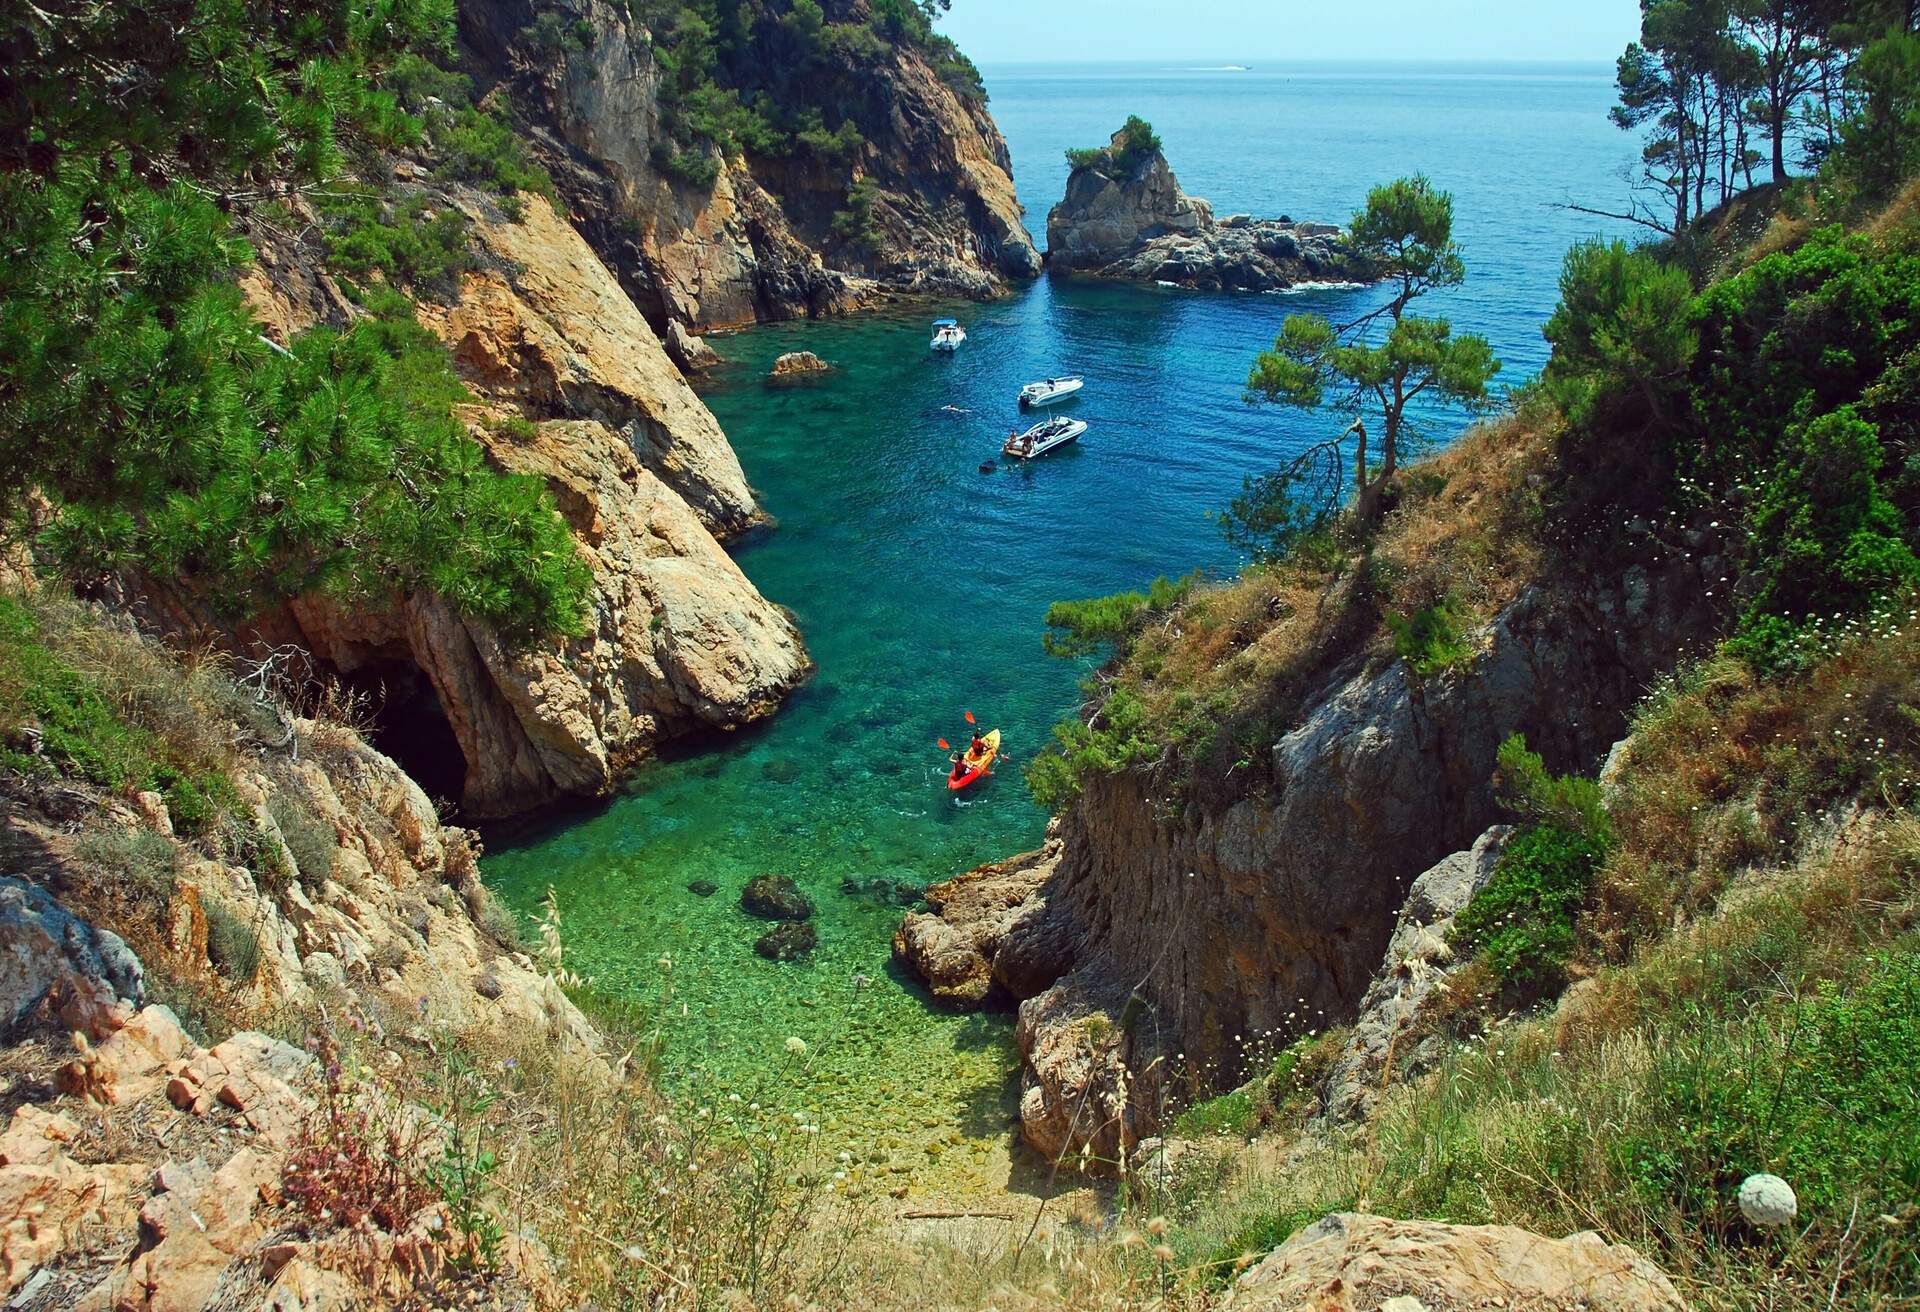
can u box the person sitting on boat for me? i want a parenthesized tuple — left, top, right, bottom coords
(1021, 434, 1035, 456)
(969, 733, 987, 758)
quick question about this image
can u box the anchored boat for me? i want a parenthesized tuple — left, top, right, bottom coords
(1003, 415, 1087, 460)
(930, 319, 967, 352)
(1018, 375, 1084, 407)
(947, 729, 1001, 791)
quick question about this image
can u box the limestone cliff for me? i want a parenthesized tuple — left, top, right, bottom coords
(1046, 126, 1358, 291)
(461, 0, 1041, 333)
(899, 562, 1716, 1163)
(196, 186, 811, 818)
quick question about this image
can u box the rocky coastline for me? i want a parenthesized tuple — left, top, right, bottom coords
(1045, 123, 1363, 291)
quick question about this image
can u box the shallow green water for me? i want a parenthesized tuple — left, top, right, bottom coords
(480, 61, 1642, 1189)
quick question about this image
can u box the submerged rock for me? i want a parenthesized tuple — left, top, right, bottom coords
(741, 873, 814, 922)
(1046, 124, 1360, 291)
(841, 875, 926, 908)
(686, 879, 719, 898)
(754, 921, 818, 962)
(769, 351, 831, 380)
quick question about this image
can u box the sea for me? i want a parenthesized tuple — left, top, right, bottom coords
(480, 61, 1640, 1192)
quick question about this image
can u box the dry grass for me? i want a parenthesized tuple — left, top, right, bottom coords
(1589, 596, 1920, 963)
(1087, 409, 1552, 799)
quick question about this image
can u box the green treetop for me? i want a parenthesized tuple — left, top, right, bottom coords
(1225, 176, 1500, 561)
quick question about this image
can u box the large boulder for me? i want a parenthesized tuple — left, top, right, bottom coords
(892, 843, 1059, 1008)
(741, 874, 814, 922)
(1233, 1213, 1684, 1311)
(0, 878, 143, 1038)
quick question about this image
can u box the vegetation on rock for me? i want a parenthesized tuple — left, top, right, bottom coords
(1065, 114, 1163, 172)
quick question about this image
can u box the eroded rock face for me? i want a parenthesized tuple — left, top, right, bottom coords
(1317, 826, 1511, 1124)
(1046, 130, 1358, 291)
(943, 569, 1712, 1163)
(465, 0, 1040, 333)
(891, 842, 1059, 1008)
(770, 351, 832, 378)
(1234, 1213, 1684, 1312)
(0, 878, 143, 1037)
(212, 187, 811, 819)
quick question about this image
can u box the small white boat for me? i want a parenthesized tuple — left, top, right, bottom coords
(930, 319, 967, 352)
(1003, 415, 1087, 460)
(1018, 375, 1085, 408)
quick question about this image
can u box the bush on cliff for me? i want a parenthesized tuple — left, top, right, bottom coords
(1064, 114, 1163, 174)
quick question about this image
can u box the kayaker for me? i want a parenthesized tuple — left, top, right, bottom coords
(969, 732, 987, 757)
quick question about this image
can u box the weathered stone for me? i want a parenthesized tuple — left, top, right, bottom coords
(118, 1147, 277, 1312)
(769, 351, 831, 379)
(686, 879, 719, 898)
(753, 921, 817, 962)
(0, 877, 145, 1037)
(473, 969, 505, 1000)
(664, 321, 722, 373)
(1233, 1213, 1684, 1312)
(892, 845, 1055, 1008)
(741, 874, 814, 922)
(60, 1005, 188, 1107)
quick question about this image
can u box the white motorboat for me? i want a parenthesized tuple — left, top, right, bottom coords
(1003, 415, 1087, 460)
(1018, 375, 1085, 408)
(930, 319, 967, 352)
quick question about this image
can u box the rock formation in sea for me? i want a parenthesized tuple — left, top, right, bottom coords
(1045, 123, 1360, 291)
(895, 553, 1719, 1164)
(461, 0, 1041, 334)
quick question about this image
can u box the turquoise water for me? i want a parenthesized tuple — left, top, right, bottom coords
(482, 61, 1639, 1189)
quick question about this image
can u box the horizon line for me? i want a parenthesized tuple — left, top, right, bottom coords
(972, 55, 1620, 67)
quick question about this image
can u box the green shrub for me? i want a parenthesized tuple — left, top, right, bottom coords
(1384, 595, 1474, 676)
(1204, 1209, 1332, 1287)
(74, 825, 181, 900)
(323, 193, 474, 297)
(1172, 1084, 1256, 1139)
(1065, 115, 1162, 174)
(204, 901, 263, 982)
(1622, 951, 1920, 1247)
(268, 794, 338, 889)
(1493, 733, 1611, 841)
(1452, 823, 1608, 993)
(1024, 685, 1165, 811)
(829, 180, 885, 253)
(433, 105, 558, 201)
(1040, 576, 1193, 659)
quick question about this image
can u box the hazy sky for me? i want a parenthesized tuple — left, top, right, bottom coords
(939, 1, 1643, 65)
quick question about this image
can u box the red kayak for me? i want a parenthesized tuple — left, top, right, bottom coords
(947, 729, 1001, 791)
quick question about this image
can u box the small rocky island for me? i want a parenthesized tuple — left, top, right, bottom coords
(1045, 117, 1362, 291)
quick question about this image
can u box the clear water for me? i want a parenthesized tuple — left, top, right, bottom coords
(482, 61, 1640, 1192)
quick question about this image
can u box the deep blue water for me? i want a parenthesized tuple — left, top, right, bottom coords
(482, 62, 1640, 1187)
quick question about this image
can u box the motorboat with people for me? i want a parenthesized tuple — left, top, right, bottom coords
(1018, 375, 1084, 408)
(930, 319, 967, 352)
(1003, 415, 1087, 460)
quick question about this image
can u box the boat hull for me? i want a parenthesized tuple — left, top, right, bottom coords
(948, 729, 1001, 790)
(1019, 379, 1085, 407)
(1003, 418, 1087, 459)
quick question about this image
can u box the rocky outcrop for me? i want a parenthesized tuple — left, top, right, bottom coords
(1317, 826, 1510, 1124)
(0, 878, 143, 1037)
(901, 567, 1713, 1163)
(1233, 1213, 1685, 1312)
(465, 0, 1040, 334)
(891, 843, 1058, 1008)
(1046, 128, 1358, 291)
(212, 188, 811, 819)
(770, 351, 832, 379)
